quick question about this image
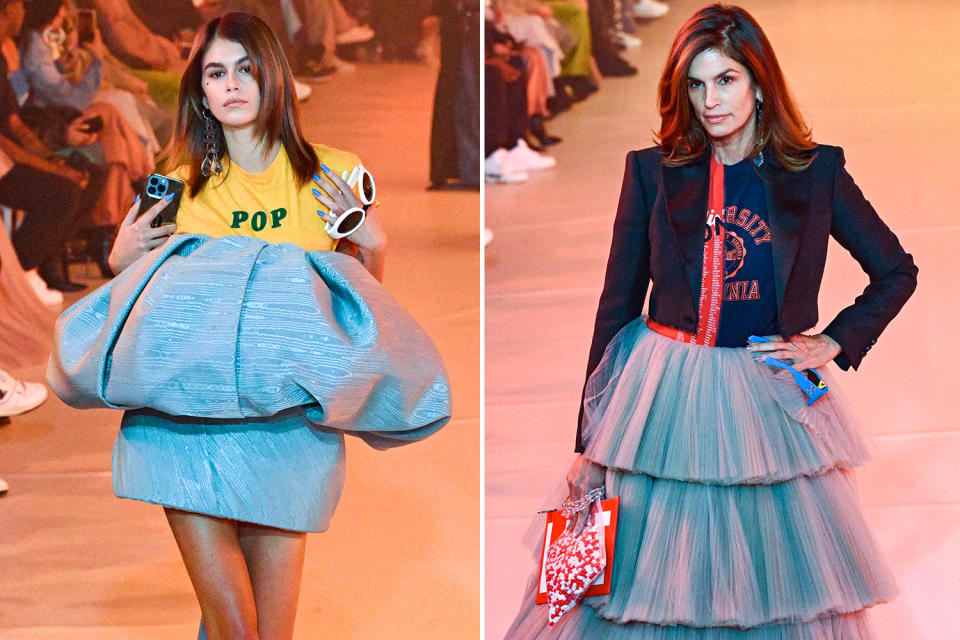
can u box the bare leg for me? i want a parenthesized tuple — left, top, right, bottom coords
(328, 0, 359, 33)
(319, 0, 338, 66)
(237, 522, 307, 640)
(164, 508, 260, 640)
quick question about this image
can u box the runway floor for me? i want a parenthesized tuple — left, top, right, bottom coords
(485, 1, 960, 639)
(0, 62, 481, 639)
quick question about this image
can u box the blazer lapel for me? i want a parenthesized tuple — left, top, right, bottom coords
(662, 152, 710, 308)
(760, 156, 812, 311)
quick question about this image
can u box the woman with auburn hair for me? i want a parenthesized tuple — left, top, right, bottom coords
(505, 4, 915, 639)
(48, 12, 450, 640)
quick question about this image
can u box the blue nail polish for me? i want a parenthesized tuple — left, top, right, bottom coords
(313, 173, 321, 183)
(165, 192, 175, 201)
(134, 194, 140, 203)
(320, 163, 330, 173)
(312, 188, 322, 198)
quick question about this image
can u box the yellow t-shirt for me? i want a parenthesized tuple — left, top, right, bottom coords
(171, 143, 363, 252)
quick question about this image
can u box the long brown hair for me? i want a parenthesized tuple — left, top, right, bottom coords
(164, 12, 318, 196)
(656, 4, 816, 170)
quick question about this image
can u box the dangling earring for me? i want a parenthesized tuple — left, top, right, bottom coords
(755, 98, 764, 141)
(200, 107, 223, 177)
(753, 97, 765, 166)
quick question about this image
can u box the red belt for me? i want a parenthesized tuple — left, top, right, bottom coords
(645, 317, 699, 343)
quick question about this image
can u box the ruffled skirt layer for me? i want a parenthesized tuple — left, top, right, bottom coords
(504, 318, 895, 639)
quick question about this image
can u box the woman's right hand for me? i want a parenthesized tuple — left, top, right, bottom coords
(565, 454, 606, 536)
(108, 197, 177, 274)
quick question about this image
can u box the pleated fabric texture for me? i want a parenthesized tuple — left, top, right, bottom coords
(47, 234, 451, 448)
(113, 407, 346, 532)
(504, 317, 896, 639)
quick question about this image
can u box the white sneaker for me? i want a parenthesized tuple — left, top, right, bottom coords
(0, 477, 8, 497)
(507, 139, 556, 171)
(328, 56, 356, 73)
(633, 0, 669, 19)
(0, 369, 48, 417)
(616, 32, 642, 48)
(484, 148, 528, 183)
(336, 24, 375, 45)
(293, 79, 312, 102)
(23, 269, 63, 305)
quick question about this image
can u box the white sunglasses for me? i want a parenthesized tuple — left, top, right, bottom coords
(324, 164, 376, 240)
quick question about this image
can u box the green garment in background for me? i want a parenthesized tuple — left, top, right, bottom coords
(544, 1, 592, 77)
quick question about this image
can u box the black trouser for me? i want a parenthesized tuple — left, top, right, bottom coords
(429, 1, 481, 186)
(484, 60, 528, 158)
(588, 0, 620, 61)
(0, 164, 83, 271)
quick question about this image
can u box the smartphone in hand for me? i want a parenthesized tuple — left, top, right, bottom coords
(79, 115, 103, 133)
(138, 173, 184, 228)
(77, 9, 97, 44)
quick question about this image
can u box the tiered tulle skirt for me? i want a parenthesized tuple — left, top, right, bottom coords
(505, 318, 896, 639)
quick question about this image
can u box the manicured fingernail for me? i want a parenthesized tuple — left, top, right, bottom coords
(312, 188, 322, 198)
(134, 194, 140, 203)
(165, 192, 175, 201)
(320, 163, 330, 173)
(313, 173, 321, 183)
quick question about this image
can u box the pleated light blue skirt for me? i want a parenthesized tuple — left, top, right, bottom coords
(505, 318, 896, 639)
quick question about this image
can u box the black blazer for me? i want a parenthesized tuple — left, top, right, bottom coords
(575, 144, 918, 452)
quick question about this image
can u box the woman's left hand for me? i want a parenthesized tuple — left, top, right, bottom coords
(311, 167, 386, 253)
(747, 333, 842, 371)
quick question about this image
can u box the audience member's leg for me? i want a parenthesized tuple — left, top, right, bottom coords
(485, 64, 511, 159)
(588, 0, 636, 76)
(520, 46, 551, 118)
(544, 1, 593, 77)
(453, 14, 481, 186)
(0, 165, 83, 274)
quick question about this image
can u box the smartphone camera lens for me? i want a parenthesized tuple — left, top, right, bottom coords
(147, 176, 168, 199)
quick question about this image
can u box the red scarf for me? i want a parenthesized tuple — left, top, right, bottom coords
(647, 155, 725, 345)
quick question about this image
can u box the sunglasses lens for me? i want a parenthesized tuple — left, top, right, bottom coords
(338, 209, 364, 234)
(361, 172, 374, 202)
